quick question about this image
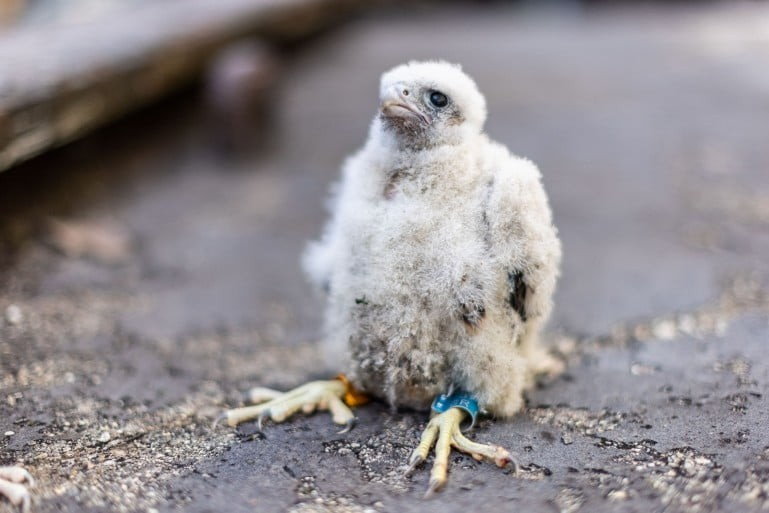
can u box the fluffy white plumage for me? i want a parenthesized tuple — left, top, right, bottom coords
(303, 60, 561, 418)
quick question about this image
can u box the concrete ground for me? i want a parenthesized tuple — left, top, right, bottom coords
(2, 2, 769, 512)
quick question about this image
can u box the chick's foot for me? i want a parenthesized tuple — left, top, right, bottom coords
(406, 408, 516, 498)
(0, 467, 33, 513)
(217, 377, 367, 434)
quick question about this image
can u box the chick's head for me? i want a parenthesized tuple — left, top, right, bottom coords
(378, 60, 487, 148)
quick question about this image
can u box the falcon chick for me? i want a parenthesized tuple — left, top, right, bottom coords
(220, 60, 562, 495)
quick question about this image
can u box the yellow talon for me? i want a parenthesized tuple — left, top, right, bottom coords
(218, 379, 359, 430)
(407, 408, 516, 497)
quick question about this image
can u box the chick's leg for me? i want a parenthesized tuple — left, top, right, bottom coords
(218, 378, 366, 433)
(407, 408, 515, 497)
(0, 467, 33, 513)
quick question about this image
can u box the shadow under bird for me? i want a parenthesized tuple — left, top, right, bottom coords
(218, 60, 562, 496)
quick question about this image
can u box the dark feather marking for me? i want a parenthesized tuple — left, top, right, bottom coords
(508, 270, 528, 321)
(461, 302, 486, 326)
(480, 178, 494, 249)
(459, 276, 485, 327)
(383, 170, 403, 199)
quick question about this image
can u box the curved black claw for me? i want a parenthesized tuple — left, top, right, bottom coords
(337, 417, 357, 435)
(212, 412, 229, 429)
(21, 469, 34, 486)
(405, 453, 424, 477)
(257, 409, 271, 433)
(423, 477, 443, 499)
(504, 455, 520, 476)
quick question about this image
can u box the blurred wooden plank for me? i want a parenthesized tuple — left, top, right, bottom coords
(0, 0, 361, 172)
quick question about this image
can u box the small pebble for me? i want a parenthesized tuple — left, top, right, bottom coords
(4, 431, 14, 437)
(607, 489, 628, 501)
(98, 431, 111, 443)
(5, 304, 22, 325)
(652, 319, 676, 340)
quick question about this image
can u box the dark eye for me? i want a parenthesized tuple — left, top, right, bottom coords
(429, 91, 448, 108)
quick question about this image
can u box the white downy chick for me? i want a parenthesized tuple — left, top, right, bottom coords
(304, 60, 561, 418)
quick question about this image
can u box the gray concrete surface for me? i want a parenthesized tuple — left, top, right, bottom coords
(2, 2, 769, 512)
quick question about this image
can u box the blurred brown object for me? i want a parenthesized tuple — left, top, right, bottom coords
(0, 0, 362, 173)
(0, 0, 25, 26)
(47, 217, 133, 265)
(205, 40, 280, 159)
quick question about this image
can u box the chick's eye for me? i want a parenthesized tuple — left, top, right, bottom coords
(429, 91, 448, 108)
